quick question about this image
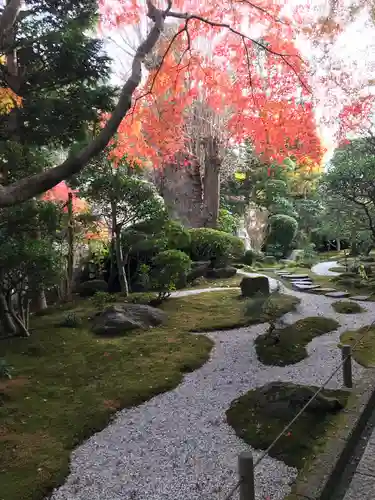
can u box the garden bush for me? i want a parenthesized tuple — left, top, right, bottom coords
(151, 250, 192, 300)
(266, 214, 298, 257)
(189, 228, 244, 265)
(242, 249, 264, 265)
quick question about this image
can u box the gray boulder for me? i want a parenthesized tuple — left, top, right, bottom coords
(257, 381, 344, 418)
(92, 303, 166, 336)
(240, 276, 270, 297)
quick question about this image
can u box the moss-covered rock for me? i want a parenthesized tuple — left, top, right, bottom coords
(255, 317, 340, 366)
(332, 300, 364, 314)
(226, 382, 348, 468)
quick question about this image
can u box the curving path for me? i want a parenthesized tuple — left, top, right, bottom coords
(50, 271, 374, 500)
(311, 260, 341, 277)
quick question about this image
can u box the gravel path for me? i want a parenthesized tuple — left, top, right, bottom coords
(311, 260, 341, 276)
(50, 269, 373, 500)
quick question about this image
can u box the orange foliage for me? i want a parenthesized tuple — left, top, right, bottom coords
(100, 0, 325, 169)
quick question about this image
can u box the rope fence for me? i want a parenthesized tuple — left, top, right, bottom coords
(221, 315, 375, 500)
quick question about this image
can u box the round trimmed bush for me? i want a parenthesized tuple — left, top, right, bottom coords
(151, 250, 192, 293)
(266, 214, 298, 257)
(189, 228, 245, 265)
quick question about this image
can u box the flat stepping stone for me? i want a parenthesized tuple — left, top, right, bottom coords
(316, 287, 337, 293)
(292, 284, 321, 291)
(350, 295, 371, 301)
(291, 281, 314, 286)
(284, 274, 310, 280)
(290, 278, 313, 283)
(325, 291, 350, 298)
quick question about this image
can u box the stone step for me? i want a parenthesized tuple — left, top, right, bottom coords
(284, 274, 310, 280)
(349, 295, 371, 301)
(315, 287, 337, 293)
(325, 291, 350, 298)
(290, 278, 313, 283)
(292, 283, 321, 291)
(291, 281, 314, 287)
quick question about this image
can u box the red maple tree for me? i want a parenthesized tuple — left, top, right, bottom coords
(100, 0, 325, 170)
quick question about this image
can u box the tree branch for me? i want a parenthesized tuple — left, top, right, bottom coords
(0, 0, 166, 207)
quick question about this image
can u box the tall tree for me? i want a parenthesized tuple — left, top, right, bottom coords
(0, 0, 324, 207)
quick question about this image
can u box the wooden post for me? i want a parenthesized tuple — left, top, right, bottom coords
(342, 344, 353, 388)
(238, 451, 255, 500)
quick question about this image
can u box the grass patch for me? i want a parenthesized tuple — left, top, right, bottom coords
(188, 274, 242, 289)
(332, 300, 364, 314)
(340, 326, 375, 367)
(0, 289, 298, 500)
(226, 382, 349, 469)
(255, 316, 340, 366)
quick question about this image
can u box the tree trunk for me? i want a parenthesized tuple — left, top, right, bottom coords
(111, 201, 129, 296)
(65, 192, 74, 301)
(336, 239, 341, 251)
(203, 137, 221, 228)
(0, 289, 17, 337)
(115, 228, 129, 296)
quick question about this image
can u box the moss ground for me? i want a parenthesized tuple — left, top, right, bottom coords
(0, 289, 298, 500)
(340, 326, 375, 367)
(255, 316, 340, 366)
(226, 383, 349, 469)
(332, 300, 364, 314)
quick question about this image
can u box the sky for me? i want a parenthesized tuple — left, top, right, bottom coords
(103, 0, 375, 166)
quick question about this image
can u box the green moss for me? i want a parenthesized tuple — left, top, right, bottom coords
(255, 317, 340, 366)
(0, 289, 300, 500)
(226, 382, 349, 469)
(332, 300, 364, 314)
(340, 326, 375, 367)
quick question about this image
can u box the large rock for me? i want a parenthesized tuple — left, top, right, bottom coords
(240, 276, 270, 297)
(206, 266, 237, 279)
(187, 261, 210, 283)
(257, 382, 344, 418)
(92, 303, 166, 336)
(78, 279, 108, 297)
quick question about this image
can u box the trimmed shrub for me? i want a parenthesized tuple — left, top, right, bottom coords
(151, 250, 192, 300)
(206, 266, 237, 279)
(189, 228, 245, 265)
(78, 279, 108, 297)
(266, 214, 298, 257)
(242, 249, 264, 265)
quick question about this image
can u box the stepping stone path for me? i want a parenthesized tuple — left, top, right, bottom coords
(324, 291, 350, 298)
(350, 295, 371, 301)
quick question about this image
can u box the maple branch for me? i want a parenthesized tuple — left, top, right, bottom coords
(167, 10, 310, 92)
(0, 0, 166, 207)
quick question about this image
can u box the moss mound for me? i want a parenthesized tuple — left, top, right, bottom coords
(226, 382, 348, 468)
(332, 300, 364, 314)
(255, 316, 340, 366)
(340, 326, 375, 367)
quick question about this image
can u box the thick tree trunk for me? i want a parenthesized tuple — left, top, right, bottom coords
(203, 137, 221, 228)
(155, 157, 203, 227)
(336, 239, 341, 251)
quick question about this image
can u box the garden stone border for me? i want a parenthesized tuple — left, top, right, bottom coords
(285, 367, 375, 500)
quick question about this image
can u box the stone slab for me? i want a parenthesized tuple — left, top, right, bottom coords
(284, 274, 310, 280)
(357, 443, 375, 477)
(350, 295, 371, 301)
(343, 473, 375, 500)
(291, 279, 313, 284)
(292, 284, 321, 291)
(316, 287, 337, 293)
(325, 291, 350, 298)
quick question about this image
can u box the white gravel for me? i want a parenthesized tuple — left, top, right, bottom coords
(49, 268, 374, 500)
(311, 260, 341, 276)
